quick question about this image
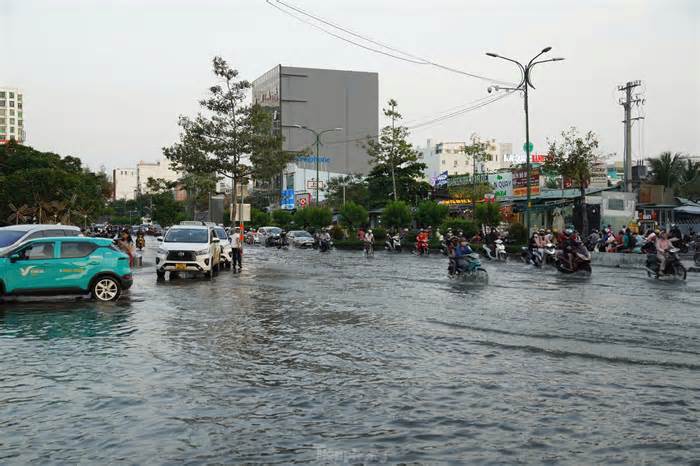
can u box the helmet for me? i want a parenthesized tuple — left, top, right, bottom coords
(565, 228, 573, 236)
(367, 229, 372, 233)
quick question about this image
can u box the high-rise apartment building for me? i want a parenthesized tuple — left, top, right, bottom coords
(252, 65, 378, 205)
(0, 88, 25, 144)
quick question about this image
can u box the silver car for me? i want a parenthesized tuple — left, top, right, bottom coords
(288, 230, 315, 248)
(0, 224, 81, 255)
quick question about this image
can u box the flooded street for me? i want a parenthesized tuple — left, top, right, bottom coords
(2, 240, 699, 464)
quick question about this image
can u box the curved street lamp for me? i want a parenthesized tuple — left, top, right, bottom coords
(486, 47, 564, 234)
(291, 125, 343, 204)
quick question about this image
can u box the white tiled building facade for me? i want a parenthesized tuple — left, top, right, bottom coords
(0, 88, 25, 144)
(419, 138, 514, 180)
(112, 159, 180, 200)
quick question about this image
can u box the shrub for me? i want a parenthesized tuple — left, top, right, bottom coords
(440, 218, 478, 238)
(414, 200, 449, 228)
(271, 209, 294, 229)
(372, 226, 386, 241)
(329, 224, 345, 240)
(381, 201, 412, 229)
(251, 208, 271, 228)
(339, 201, 368, 230)
(307, 206, 333, 229)
(508, 222, 528, 243)
(475, 202, 501, 227)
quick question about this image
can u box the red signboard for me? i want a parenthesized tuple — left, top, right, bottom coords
(512, 167, 541, 197)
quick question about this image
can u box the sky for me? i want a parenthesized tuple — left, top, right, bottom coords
(2, 0, 699, 172)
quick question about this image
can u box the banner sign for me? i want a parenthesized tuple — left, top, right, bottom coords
(447, 172, 488, 187)
(488, 172, 513, 198)
(280, 189, 295, 209)
(512, 167, 541, 197)
(306, 180, 325, 190)
(434, 171, 449, 187)
(589, 159, 608, 188)
(296, 155, 331, 164)
(295, 193, 311, 209)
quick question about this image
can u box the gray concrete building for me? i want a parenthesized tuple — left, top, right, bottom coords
(252, 65, 378, 205)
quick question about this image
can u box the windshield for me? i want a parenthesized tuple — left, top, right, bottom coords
(214, 228, 228, 240)
(164, 228, 208, 243)
(265, 227, 282, 235)
(291, 231, 312, 238)
(0, 230, 26, 248)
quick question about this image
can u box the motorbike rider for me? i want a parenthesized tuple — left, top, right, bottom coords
(135, 229, 146, 249)
(655, 231, 672, 275)
(453, 237, 474, 274)
(416, 229, 429, 252)
(560, 227, 578, 269)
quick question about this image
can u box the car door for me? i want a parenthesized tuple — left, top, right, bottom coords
(56, 241, 99, 290)
(4, 241, 59, 293)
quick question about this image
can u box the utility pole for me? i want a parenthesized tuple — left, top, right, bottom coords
(618, 80, 644, 192)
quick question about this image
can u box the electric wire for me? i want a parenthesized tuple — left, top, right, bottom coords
(266, 0, 514, 86)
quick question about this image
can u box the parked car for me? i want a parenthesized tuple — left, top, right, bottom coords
(258, 226, 283, 247)
(288, 230, 315, 248)
(155, 225, 221, 279)
(212, 226, 233, 269)
(0, 224, 81, 256)
(0, 237, 132, 302)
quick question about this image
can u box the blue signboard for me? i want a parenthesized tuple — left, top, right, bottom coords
(296, 155, 331, 164)
(435, 171, 449, 187)
(280, 189, 295, 209)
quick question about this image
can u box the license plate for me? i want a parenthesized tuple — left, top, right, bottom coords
(175, 263, 187, 270)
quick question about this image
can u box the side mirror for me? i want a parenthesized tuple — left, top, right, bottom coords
(156, 236, 164, 242)
(9, 253, 20, 263)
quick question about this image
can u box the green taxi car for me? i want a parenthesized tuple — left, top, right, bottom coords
(0, 237, 133, 302)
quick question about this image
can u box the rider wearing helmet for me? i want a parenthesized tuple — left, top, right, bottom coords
(453, 237, 474, 274)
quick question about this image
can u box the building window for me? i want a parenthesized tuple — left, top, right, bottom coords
(0, 127, 5, 133)
(9, 92, 14, 98)
(607, 199, 625, 211)
(0, 118, 4, 125)
(0, 100, 5, 107)
(18, 120, 22, 126)
(9, 101, 14, 108)
(453, 160, 458, 168)
(18, 111, 22, 118)
(10, 126, 15, 133)
(17, 94, 22, 101)
(9, 118, 14, 125)
(18, 103, 22, 110)
(9, 110, 14, 116)
(0, 92, 5, 98)
(441, 159, 446, 165)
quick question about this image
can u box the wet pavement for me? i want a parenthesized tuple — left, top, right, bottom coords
(1, 238, 699, 464)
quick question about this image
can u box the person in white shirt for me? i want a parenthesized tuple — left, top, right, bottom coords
(231, 227, 242, 272)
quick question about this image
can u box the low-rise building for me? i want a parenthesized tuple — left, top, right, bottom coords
(136, 159, 179, 194)
(420, 138, 513, 181)
(112, 168, 138, 201)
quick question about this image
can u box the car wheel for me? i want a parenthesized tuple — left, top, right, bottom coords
(156, 270, 166, 280)
(91, 276, 122, 302)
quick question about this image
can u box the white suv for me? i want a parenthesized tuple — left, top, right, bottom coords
(155, 225, 221, 279)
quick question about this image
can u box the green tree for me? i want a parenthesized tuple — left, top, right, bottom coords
(475, 202, 502, 227)
(306, 206, 333, 229)
(381, 200, 412, 230)
(324, 174, 369, 208)
(647, 151, 684, 188)
(271, 209, 294, 229)
(440, 218, 478, 238)
(679, 157, 700, 186)
(251, 208, 271, 228)
(545, 128, 601, 235)
(339, 201, 368, 230)
(163, 56, 292, 223)
(365, 99, 426, 203)
(414, 200, 448, 228)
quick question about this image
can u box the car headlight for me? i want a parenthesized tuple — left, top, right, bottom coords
(196, 248, 210, 256)
(157, 247, 167, 255)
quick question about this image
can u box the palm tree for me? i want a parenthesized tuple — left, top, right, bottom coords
(679, 158, 700, 186)
(647, 151, 684, 188)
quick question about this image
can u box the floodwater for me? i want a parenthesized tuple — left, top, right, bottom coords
(1, 240, 699, 464)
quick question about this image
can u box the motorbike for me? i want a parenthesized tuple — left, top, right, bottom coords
(385, 235, 401, 253)
(521, 247, 543, 267)
(482, 239, 507, 261)
(275, 235, 289, 250)
(319, 238, 333, 252)
(645, 248, 686, 280)
(543, 243, 557, 265)
(363, 241, 375, 257)
(555, 241, 592, 274)
(135, 236, 145, 251)
(449, 253, 488, 282)
(414, 240, 429, 256)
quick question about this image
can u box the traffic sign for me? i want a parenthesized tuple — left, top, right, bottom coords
(523, 142, 534, 153)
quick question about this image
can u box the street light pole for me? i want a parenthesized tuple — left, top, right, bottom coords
(291, 125, 343, 205)
(486, 47, 564, 235)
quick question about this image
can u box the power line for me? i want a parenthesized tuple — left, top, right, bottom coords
(266, 0, 513, 85)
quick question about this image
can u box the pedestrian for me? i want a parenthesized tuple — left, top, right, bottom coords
(231, 227, 242, 273)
